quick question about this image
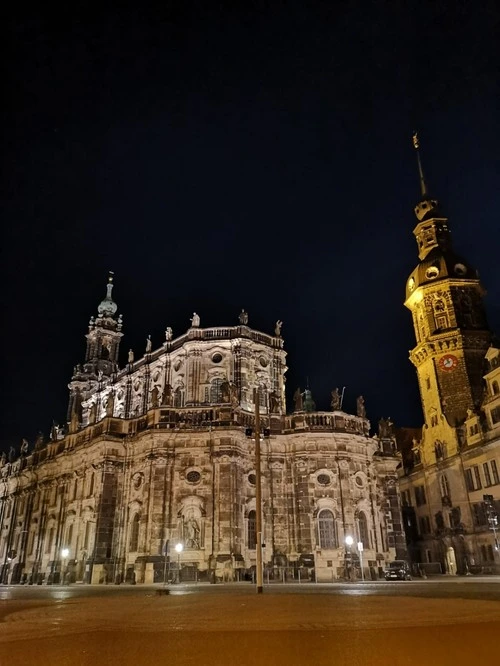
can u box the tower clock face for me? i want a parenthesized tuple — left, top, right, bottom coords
(439, 354, 458, 372)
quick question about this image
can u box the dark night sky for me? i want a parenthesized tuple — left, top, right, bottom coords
(2, 3, 499, 451)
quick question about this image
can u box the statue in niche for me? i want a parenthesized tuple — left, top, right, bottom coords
(128, 349, 135, 364)
(184, 513, 201, 549)
(89, 403, 97, 424)
(151, 386, 159, 408)
(20, 438, 29, 455)
(165, 326, 173, 341)
(162, 383, 173, 406)
(229, 381, 239, 407)
(105, 392, 115, 417)
(239, 309, 249, 325)
(356, 395, 366, 418)
(145, 335, 152, 353)
(293, 388, 303, 412)
(330, 388, 341, 411)
(274, 320, 283, 336)
(378, 417, 394, 439)
(190, 312, 200, 328)
(8, 446, 16, 463)
(220, 381, 231, 403)
(269, 390, 280, 414)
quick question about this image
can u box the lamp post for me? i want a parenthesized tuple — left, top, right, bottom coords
(61, 548, 69, 585)
(253, 388, 264, 594)
(345, 535, 354, 581)
(357, 541, 365, 581)
(175, 543, 183, 583)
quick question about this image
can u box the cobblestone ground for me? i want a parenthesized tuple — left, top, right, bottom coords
(1, 589, 499, 665)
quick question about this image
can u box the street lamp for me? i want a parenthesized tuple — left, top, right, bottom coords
(175, 543, 183, 583)
(345, 536, 353, 581)
(61, 548, 69, 585)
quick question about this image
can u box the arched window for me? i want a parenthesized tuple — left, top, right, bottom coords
(258, 386, 267, 408)
(210, 379, 223, 403)
(129, 514, 140, 552)
(440, 475, 450, 499)
(318, 509, 337, 549)
(433, 300, 449, 330)
(66, 524, 74, 549)
(357, 512, 370, 548)
(88, 473, 95, 498)
(247, 510, 256, 549)
(174, 386, 184, 408)
(492, 380, 499, 396)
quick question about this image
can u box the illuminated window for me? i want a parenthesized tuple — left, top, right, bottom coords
(491, 460, 499, 485)
(318, 509, 337, 549)
(247, 510, 256, 549)
(483, 463, 492, 487)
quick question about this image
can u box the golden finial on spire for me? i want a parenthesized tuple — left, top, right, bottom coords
(412, 132, 419, 150)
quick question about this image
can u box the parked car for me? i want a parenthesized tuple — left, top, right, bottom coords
(384, 560, 412, 581)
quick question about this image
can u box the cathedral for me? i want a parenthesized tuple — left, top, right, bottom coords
(0, 278, 405, 585)
(398, 137, 500, 575)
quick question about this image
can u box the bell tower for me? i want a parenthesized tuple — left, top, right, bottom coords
(67, 273, 124, 425)
(404, 134, 491, 457)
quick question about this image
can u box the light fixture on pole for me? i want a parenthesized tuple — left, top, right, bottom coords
(253, 387, 264, 594)
(357, 541, 365, 581)
(175, 542, 183, 583)
(345, 535, 353, 581)
(61, 548, 69, 585)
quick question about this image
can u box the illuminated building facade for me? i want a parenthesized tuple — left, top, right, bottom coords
(398, 140, 500, 574)
(0, 281, 404, 585)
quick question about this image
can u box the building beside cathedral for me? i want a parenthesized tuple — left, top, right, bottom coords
(398, 139, 500, 575)
(0, 279, 405, 585)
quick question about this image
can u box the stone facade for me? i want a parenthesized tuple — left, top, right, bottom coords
(398, 156, 500, 574)
(0, 284, 403, 585)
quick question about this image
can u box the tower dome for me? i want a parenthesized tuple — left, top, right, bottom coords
(97, 273, 118, 318)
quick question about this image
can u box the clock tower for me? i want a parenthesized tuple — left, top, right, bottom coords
(404, 135, 491, 458)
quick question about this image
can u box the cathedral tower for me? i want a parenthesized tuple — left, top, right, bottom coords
(404, 135, 491, 458)
(66, 273, 123, 425)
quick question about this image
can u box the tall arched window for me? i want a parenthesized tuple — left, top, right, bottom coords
(440, 474, 450, 499)
(357, 512, 370, 548)
(129, 514, 140, 552)
(247, 510, 256, 549)
(318, 509, 337, 549)
(174, 386, 184, 408)
(433, 300, 449, 330)
(66, 524, 73, 550)
(210, 379, 223, 403)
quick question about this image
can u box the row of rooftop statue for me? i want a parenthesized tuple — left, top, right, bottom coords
(123, 311, 283, 362)
(293, 388, 367, 419)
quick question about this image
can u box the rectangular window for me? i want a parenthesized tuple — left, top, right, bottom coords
(415, 486, 427, 506)
(474, 466, 482, 490)
(472, 503, 488, 526)
(465, 468, 474, 492)
(491, 460, 499, 485)
(483, 463, 492, 487)
(491, 407, 500, 425)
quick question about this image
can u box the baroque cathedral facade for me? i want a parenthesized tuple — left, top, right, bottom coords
(398, 138, 500, 575)
(0, 279, 405, 585)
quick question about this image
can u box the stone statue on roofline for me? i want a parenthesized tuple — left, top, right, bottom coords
(275, 320, 283, 336)
(239, 309, 249, 325)
(190, 312, 200, 328)
(165, 326, 173, 341)
(293, 388, 303, 412)
(330, 388, 341, 411)
(356, 395, 366, 418)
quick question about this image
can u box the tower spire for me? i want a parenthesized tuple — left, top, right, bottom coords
(412, 131, 428, 198)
